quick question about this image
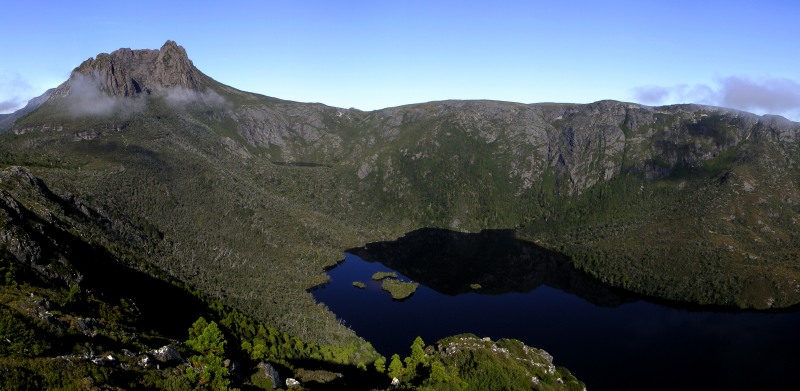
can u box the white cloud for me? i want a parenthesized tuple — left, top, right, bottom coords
(717, 76, 800, 114)
(631, 76, 800, 121)
(65, 72, 145, 117)
(0, 73, 35, 114)
(161, 86, 226, 108)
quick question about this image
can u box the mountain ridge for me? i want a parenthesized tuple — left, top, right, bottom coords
(6, 40, 797, 132)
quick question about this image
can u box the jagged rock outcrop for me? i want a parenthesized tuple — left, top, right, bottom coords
(431, 335, 585, 390)
(61, 40, 207, 97)
(11, 40, 227, 119)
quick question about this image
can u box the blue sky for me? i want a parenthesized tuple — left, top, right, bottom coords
(3, 0, 800, 119)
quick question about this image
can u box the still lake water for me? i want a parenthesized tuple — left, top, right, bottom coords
(312, 229, 800, 391)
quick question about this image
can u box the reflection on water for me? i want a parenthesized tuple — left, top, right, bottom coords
(349, 228, 632, 306)
(313, 228, 800, 391)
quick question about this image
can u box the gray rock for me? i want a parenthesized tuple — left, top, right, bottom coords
(90, 354, 115, 367)
(151, 345, 182, 363)
(61, 40, 204, 98)
(256, 362, 281, 389)
(75, 317, 99, 337)
(40, 314, 66, 331)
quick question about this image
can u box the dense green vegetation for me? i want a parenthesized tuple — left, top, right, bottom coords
(0, 230, 579, 389)
(379, 335, 585, 391)
(521, 140, 800, 308)
(372, 272, 398, 281)
(0, 163, 384, 389)
(380, 279, 419, 300)
(352, 281, 366, 289)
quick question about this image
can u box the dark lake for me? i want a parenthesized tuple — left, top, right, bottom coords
(312, 228, 800, 391)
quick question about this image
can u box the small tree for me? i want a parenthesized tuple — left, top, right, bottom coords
(374, 356, 386, 373)
(185, 317, 230, 390)
(187, 318, 226, 356)
(388, 354, 404, 379)
(429, 360, 448, 382)
(404, 336, 427, 379)
(426, 359, 466, 389)
(410, 336, 426, 365)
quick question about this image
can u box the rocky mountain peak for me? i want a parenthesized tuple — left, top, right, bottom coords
(60, 40, 206, 98)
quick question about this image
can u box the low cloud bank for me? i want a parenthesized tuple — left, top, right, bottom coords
(161, 86, 226, 108)
(66, 73, 145, 117)
(64, 72, 226, 117)
(632, 76, 800, 121)
(0, 99, 23, 113)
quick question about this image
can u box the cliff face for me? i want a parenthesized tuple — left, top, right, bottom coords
(63, 40, 206, 97)
(214, 97, 799, 198)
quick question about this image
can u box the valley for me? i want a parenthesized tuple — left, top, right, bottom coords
(0, 40, 798, 389)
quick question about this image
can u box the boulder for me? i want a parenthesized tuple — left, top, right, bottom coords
(255, 362, 281, 389)
(286, 378, 301, 388)
(151, 345, 182, 363)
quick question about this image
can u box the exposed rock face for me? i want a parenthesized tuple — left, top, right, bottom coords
(213, 94, 799, 199)
(151, 345, 182, 363)
(63, 40, 206, 97)
(75, 317, 99, 337)
(355, 100, 795, 202)
(256, 362, 281, 389)
(433, 335, 584, 390)
(29, 40, 228, 118)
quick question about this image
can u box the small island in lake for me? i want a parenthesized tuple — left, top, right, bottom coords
(372, 271, 398, 281)
(381, 278, 419, 300)
(352, 281, 366, 289)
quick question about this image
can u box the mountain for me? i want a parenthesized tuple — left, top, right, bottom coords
(0, 88, 54, 132)
(68, 40, 207, 96)
(0, 40, 798, 387)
